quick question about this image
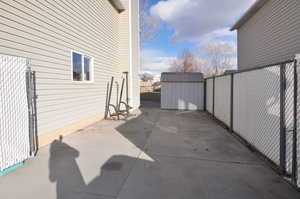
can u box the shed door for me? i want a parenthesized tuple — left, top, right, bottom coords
(161, 82, 204, 110)
(0, 55, 35, 171)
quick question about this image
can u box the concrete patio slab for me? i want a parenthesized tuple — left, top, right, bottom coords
(0, 101, 299, 199)
(145, 110, 260, 163)
(118, 153, 299, 199)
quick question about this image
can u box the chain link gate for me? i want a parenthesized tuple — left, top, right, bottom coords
(0, 55, 37, 173)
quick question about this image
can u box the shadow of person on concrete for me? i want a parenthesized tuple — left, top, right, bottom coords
(49, 136, 86, 199)
(46, 98, 300, 199)
(85, 155, 142, 197)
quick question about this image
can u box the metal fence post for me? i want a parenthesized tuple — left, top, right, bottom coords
(292, 56, 299, 184)
(26, 60, 38, 157)
(32, 71, 38, 155)
(212, 76, 215, 117)
(230, 73, 234, 132)
(26, 68, 33, 155)
(280, 63, 287, 174)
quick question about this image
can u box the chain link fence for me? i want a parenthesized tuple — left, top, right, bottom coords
(206, 78, 214, 114)
(205, 59, 299, 188)
(296, 58, 300, 187)
(214, 75, 231, 126)
(285, 62, 295, 174)
(0, 55, 37, 172)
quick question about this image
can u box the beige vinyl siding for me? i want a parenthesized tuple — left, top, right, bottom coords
(237, 0, 300, 70)
(119, 0, 130, 74)
(0, 0, 120, 134)
(118, 0, 131, 105)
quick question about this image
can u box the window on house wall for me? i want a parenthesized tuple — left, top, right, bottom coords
(72, 52, 93, 82)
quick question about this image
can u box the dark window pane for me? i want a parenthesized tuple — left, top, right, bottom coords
(84, 57, 91, 81)
(72, 52, 82, 81)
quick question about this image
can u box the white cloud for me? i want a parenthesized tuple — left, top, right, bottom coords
(150, 0, 256, 42)
(142, 56, 175, 71)
(201, 28, 236, 44)
(141, 49, 176, 81)
(141, 46, 237, 78)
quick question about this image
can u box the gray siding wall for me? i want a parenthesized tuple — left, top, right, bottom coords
(0, 0, 125, 134)
(237, 0, 300, 70)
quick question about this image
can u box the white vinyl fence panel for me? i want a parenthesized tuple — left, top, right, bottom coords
(297, 62, 300, 188)
(0, 55, 30, 171)
(285, 62, 295, 174)
(215, 76, 231, 126)
(298, 114, 300, 188)
(206, 79, 214, 114)
(161, 82, 204, 110)
(233, 66, 281, 165)
(206, 61, 300, 188)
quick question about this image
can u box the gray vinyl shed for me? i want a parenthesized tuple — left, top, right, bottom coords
(160, 73, 204, 110)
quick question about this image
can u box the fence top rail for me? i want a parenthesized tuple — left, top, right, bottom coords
(162, 80, 205, 83)
(205, 59, 295, 80)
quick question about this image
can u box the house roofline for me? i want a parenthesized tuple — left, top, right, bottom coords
(109, 0, 125, 13)
(230, 0, 269, 31)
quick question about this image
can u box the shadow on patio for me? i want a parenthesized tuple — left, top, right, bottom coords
(0, 101, 299, 199)
(45, 102, 299, 199)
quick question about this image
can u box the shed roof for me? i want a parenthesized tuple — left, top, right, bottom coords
(109, 0, 125, 13)
(230, 0, 269, 31)
(161, 72, 204, 82)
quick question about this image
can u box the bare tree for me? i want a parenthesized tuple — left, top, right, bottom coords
(140, 0, 160, 45)
(140, 72, 154, 82)
(202, 42, 236, 75)
(169, 49, 203, 72)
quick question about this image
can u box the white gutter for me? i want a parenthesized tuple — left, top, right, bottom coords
(230, 0, 269, 31)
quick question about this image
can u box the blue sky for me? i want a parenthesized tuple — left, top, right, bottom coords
(141, 0, 256, 80)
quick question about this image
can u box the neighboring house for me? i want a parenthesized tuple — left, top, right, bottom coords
(231, 0, 300, 70)
(140, 81, 153, 93)
(0, 0, 140, 147)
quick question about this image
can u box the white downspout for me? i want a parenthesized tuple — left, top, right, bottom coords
(128, 0, 133, 108)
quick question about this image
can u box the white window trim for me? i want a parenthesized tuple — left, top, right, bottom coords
(71, 50, 94, 83)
